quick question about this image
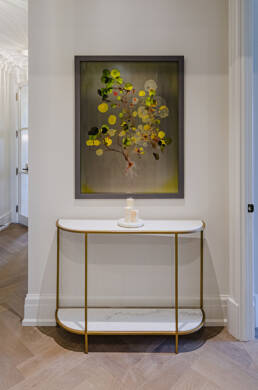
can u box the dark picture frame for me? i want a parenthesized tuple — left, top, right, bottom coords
(75, 56, 184, 198)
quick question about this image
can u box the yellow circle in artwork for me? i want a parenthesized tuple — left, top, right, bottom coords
(124, 83, 133, 91)
(104, 137, 112, 146)
(139, 90, 146, 97)
(96, 149, 103, 156)
(158, 131, 165, 139)
(93, 140, 101, 146)
(111, 69, 120, 78)
(98, 103, 108, 113)
(108, 115, 117, 125)
(143, 124, 150, 131)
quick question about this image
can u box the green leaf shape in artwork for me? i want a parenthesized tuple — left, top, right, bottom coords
(101, 75, 113, 85)
(165, 137, 172, 145)
(98, 87, 110, 100)
(153, 152, 160, 160)
(88, 135, 97, 140)
(145, 97, 152, 107)
(102, 69, 110, 77)
(124, 82, 133, 91)
(101, 75, 108, 83)
(121, 121, 129, 130)
(122, 137, 132, 146)
(88, 127, 99, 136)
(149, 89, 156, 97)
(116, 77, 123, 85)
(101, 125, 109, 134)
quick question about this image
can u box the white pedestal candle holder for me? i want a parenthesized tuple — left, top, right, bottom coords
(117, 198, 144, 228)
(117, 218, 144, 228)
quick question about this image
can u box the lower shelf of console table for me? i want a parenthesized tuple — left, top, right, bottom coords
(56, 307, 204, 335)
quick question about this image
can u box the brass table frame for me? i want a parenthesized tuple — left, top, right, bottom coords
(56, 220, 205, 354)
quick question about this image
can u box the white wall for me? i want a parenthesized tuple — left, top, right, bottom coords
(24, 0, 228, 325)
(0, 69, 17, 226)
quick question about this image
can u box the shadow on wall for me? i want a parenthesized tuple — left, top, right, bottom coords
(37, 230, 225, 325)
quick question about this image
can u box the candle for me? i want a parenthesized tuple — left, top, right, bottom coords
(126, 197, 134, 208)
(130, 209, 139, 223)
(124, 206, 131, 222)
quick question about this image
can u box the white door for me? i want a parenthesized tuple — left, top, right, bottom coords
(254, 0, 258, 335)
(17, 85, 28, 226)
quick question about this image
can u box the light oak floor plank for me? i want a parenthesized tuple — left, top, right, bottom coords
(1, 224, 258, 390)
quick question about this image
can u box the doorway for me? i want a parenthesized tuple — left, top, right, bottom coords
(17, 84, 28, 226)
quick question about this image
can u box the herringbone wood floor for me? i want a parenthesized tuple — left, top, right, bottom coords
(1, 224, 258, 390)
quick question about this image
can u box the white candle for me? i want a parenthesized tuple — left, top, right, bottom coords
(124, 206, 131, 222)
(130, 209, 139, 223)
(126, 197, 134, 208)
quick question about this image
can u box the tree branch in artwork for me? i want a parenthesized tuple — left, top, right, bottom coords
(85, 68, 172, 172)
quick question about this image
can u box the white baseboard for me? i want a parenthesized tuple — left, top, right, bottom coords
(23, 294, 56, 326)
(254, 294, 258, 328)
(227, 296, 239, 339)
(0, 211, 11, 230)
(18, 214, 28, 227)
(23, 293, 228, 327)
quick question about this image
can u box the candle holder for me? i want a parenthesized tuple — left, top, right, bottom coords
(117, 198, 144, 228)
(117, 218, 144, 228)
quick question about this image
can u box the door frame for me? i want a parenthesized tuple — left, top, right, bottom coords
(17, 83, 29, 226)
(227, 0, 254, 340)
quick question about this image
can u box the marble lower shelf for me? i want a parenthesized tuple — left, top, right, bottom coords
(56, 308, 204, 335)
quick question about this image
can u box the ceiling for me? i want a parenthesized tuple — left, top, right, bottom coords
(0, 0, 28, 79)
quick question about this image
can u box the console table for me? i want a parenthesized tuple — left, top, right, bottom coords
(56, 219, 205, 354)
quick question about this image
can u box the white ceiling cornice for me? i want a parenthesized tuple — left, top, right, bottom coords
(0, 0, 28, 81)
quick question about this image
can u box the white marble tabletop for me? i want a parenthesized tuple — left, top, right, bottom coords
(57, 219, 205, 234)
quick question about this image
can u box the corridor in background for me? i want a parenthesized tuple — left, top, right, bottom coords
(17, 84, 28, 226)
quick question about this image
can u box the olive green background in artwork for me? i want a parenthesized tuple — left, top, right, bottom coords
(80, 61, 179, 194)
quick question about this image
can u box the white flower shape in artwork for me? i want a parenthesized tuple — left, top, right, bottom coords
(144, 79, 158, 92)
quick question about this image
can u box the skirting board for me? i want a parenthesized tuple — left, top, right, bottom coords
(22, 294, 228, 327)
(254, 294, 258, 328)
(18, 214, 28, 227)
(227, 296, 240, 339)
(0, 211, 11, 230)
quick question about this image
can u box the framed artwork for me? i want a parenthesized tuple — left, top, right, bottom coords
(75, 56, 184, 198)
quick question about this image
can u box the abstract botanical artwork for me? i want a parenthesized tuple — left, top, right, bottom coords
(75, 56, 184, 198)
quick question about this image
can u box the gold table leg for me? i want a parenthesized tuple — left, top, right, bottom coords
(200, 231, 203, 310)
(56, 227, 60, 324)
(85, 233, 88, 353)
(175, 233, 179, 354)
